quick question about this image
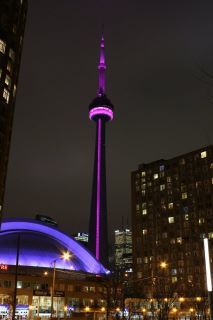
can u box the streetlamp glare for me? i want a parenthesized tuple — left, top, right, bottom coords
(160, 261, 168, 269)
(61, 251, 72, 261)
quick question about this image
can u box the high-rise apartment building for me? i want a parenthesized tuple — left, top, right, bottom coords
(131, 146, 213, 299)
(114, 229, 133, 271)
(0, 0, 28, 225)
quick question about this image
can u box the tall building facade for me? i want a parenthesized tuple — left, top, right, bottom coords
(132, 146, 213, 298)
(114, 229, 133, 271)
(88, 35, 114, 267)
(0, 0, 28, 224)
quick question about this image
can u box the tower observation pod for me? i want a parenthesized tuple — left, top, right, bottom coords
(88, 34, 114, 267)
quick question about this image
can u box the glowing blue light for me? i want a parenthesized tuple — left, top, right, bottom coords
(1, 219, 108, 274)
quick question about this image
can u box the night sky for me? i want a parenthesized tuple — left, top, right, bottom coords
(4, 0, 213, 242)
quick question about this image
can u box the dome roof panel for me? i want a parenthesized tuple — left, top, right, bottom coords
(1, 219, 108, 275)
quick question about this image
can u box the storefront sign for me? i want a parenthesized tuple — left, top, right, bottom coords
(33, 290, 50, 296)
(54, 291, 65, 297)
(0, 264, 8, 271)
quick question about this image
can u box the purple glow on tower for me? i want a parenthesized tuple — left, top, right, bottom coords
(96, 119, 101, 259)
(98, 35, 106, 94)
(88, 33, 114, 267)
(89, 106, 114, 121)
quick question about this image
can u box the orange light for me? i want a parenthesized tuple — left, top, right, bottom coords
(160, 261, 168, 269)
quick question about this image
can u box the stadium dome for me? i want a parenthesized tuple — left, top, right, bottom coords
(0, 218, 108, 275)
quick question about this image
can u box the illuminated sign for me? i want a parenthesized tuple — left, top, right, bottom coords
(0, 264, 8, 271)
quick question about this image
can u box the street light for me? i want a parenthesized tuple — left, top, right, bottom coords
(50, 251, 72, 319)
(203, 237, 213, 320)
(160, 261, 168, 269)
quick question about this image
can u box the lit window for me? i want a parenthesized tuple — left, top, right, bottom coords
(167, 177, 171, 182)
(208, 232, 213, 239)
(136, 204, 140, 211)
(182, 192, 188, 199)
(17, 281, 22, 289)
(168, 202, 173, 209)
(142, 183, 146, 190)
(184, 214, 189, 221)
(160, 184, 165, 191)
(153, 173, 158, 180)
(142, 209, 147, 215)
(142, 229, 148, 235)
(177, 237, 182, 244)
(142, 190, 146, 196)
(9, 49, 15, 61)
(171, 269, 177, 275)
(168, 217, 174, 223)
(137, 272, 142, 279)
(160, 171, 165, 178)
(211, 178, 213, 185)
(160, 165, 165, 171)
(170, 238, 175, 244)
(172, 276, 178, 283)
(3, 88, 10, 103)
(199, 218, 205, 224)
(137, 257, 142, 264)
(7, 61, 12, 73)
(0, 39, 6, 54)
(5, 74, 11, 89)
(179, 158, 185, 165)
(142, 202, 147, 208)
(141, 171, 146, 177)
(201, 151, 207, 159)
(143, 257, 148, 263)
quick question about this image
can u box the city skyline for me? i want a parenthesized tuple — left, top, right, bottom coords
(3, 0, 213, 241)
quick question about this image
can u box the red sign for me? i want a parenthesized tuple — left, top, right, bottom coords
(0, 264, 8, 270)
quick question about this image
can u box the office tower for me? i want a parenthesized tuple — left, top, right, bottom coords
(88, 34, 114, 267)
(73, 232, 89, 247)
(114, 229, 133, 271)
(132, 146, 213, 298)
(0, 0, 28, 225)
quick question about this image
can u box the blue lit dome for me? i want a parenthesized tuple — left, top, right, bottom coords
(0, 219, 108, 275)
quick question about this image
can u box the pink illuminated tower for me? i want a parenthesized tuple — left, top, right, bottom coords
(88, 34, 114, 267)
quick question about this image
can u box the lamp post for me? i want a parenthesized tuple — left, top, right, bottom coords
(12, 233, 20, 320)
(50, 251, 71, 319)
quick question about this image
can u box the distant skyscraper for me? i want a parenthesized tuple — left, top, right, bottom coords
(114, 229, 133, 271)
(88, 34, 114, 267)
(132, 146, 213, 298)
(0, 0, 28, 225)
(73, 232, 89, 247)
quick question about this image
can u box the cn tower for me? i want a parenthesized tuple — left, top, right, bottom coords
(88, 34, 114, 267)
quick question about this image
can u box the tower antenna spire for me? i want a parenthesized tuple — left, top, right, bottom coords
(98, 28, 106, 95)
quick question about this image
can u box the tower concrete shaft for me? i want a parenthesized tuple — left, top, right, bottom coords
(88, 34, 114, 267)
